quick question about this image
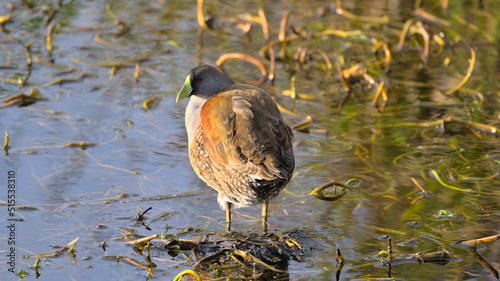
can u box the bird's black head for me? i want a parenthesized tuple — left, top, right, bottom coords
(176, 65, 235, 103)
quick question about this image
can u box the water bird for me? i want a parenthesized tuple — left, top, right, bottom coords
(176, 65, 295, 232)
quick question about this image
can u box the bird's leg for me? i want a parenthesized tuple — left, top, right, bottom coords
(261, 202, 268, 233)
(225, 201, 232, 232)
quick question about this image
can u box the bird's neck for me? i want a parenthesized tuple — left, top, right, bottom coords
(185, 95, 208, 146)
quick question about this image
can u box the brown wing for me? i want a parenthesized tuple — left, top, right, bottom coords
(200, 84, 294, 182)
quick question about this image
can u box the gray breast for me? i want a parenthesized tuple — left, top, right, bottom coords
(185, 95, 208, 149)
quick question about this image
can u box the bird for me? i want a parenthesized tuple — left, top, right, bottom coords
(176, 65, 295, 233)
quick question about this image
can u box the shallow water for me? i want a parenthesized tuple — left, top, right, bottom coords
(1, 0, 499, 280)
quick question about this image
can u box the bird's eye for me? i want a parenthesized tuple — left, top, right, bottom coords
(198, 77, 203, 82)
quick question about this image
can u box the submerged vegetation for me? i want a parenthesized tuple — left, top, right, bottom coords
(1, 0, 499, 280)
